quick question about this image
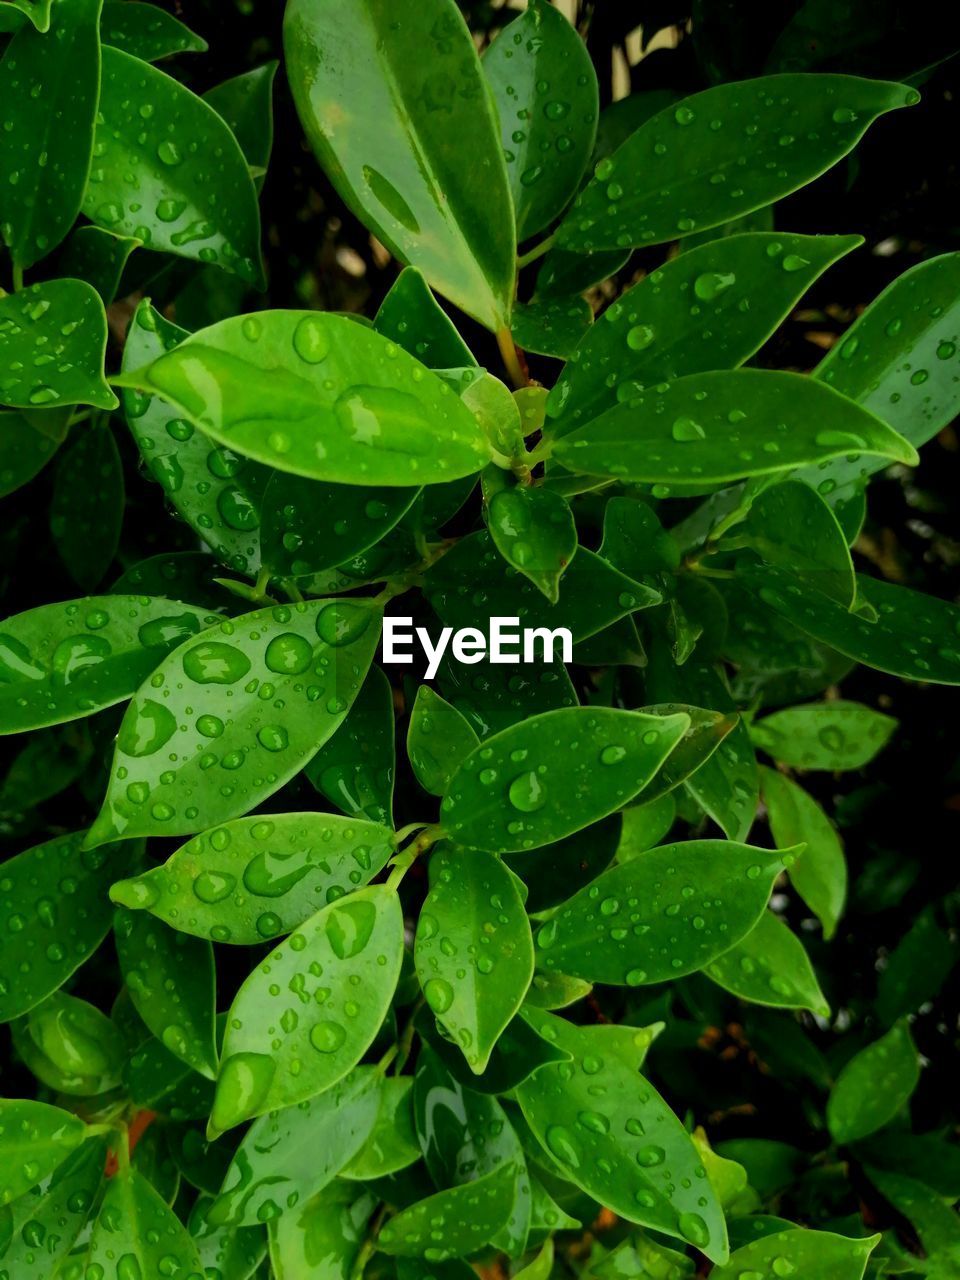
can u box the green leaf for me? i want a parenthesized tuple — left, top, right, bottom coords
(114, 909, 217, 1079)
(283, 0, 515, 331)
(507, 813, 621, 913)
(527, 973, 593, 1011)
(636, 703, 739, 806)
(740, 479, 857, 606)
(13, 990, 125, 1094)
(111, 811, 395, 946)
(441, 706, 689, 854)
(593, 1233, 695, 1278)
(866, 1167, 960, 1266)
(738, 565, 960, 685)
(513, 1240, 554, 1280)
(760, 766, 846, 939)
(751, 699, 897, 770)
(101, 0, 207, 59)
(483, 0, 597, 239)
(876, 907, 957, 1026)
(87, 598, 383, 844)
(0, 831, 135, 1022)
(0, 1, 49, 33)
(110, 551, 236, 613)
(123, 301, 271, 579)
(827, 1020, 920, 1144)
(856, 1132, 960, 1201)
(551, 370, 918, 486)
(85, 47, 264, 284)
(408, 685, 479, 796)
(706, 910, 830, 1016)
(374, 267, 475, 370)
(268, 1180, 377, 1279)
(342, 1076, 420, 1180)
(377, 1161, 517, 1260)
(0, 0, 101, 268)
(305, 666, 396, 825)
(462, 372, 525, 459)
(516, 1009, 727, 1263)
(536, 839, 786, 986)
(211, 885, 403, 1132)
(554, 75, 916, 253)
(50, 423, 124, 591)
(599, 497, 681, 578)
(415, 845, 534, 1073)
(116, 310, 492, 486)
(85, 1166, 204, 1278)
(482, 472, 578, 603)
(203, 63, 278, 174)
(261, 471, 418, 577)
(710, 1228, 879, 1279)
(0, 412, 57, 497)
(125, 1032, 215, 1121)
(617, 794, 677, 860)
(55, 225, 141, 305)
(0, 1099, 85, 1206)
(416, 1002, 571, 1097)
(436, 649, 578, 740)
(799, 251, 960, 501)
(188, 1194, 267, 1279)
(511, 295, 594, 360)
(209, 1067, 381, 1227)
(547, 233, 861, 435)
(0, 1135, 106, 1277)
(0, 281, 116, 411)
(426, 531, 661, 646)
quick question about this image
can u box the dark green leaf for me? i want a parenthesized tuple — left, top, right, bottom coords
(416, 1003, 571, 1097)
(342, 1076, 420, 1180)
(507, 814, 621, 913)
(188, 1194, 267, 1279)
(101, 0, 207, 60)
(306, 666, 396, 825)
(374, 268, 475, 370)
(876, 907, 957, 1026)
(125, 1033, 215, 1121)
(377, 1161, 517, 1260)
(110, 551, 236, 613)
(636, 703, 739, 805)
(408, 685, 479, 797)
(284, 0, 515, 330)
(436, 649, 578, 740)
(85, 1166, 204, 1278)
(709, 1228, 878, 1279)
(511, 296, 594, 360)
(827, 1020, 919, 1144)
(760, 766, 846, 939)
(0, 1099, 85, 1206)
(483, 471, 578, 602)
(211, 885, 403, 1131)
(0, 1135, 106, 1277)
(617, 794, 677, 860)
(415, 845, 534, 1073)
(866, 1167, 960, 1267)
(0, 1, 48, 33)
(203, 63, 278, 173)
(13, 990, 125, 1094)
(87, 598, 383, 844)
(268, 1180, 377, 1279)
(0, 722, 92, 813)
(50, 422, 124, 591)
(85, 47, 264, 284)
(751, 699, 897, 769)
(706, 910, 830, 1015)
(54, 225, 141, 304)
(854, 1132, 960, 1201)
(555, 75, 916, 253)
(0, 281, 116, 411)
(740, 479, 856, 606)
(536, 839, 786, 986)
(0, 412, 57, 497)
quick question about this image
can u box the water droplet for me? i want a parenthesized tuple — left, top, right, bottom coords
(508, 771, 547, 813)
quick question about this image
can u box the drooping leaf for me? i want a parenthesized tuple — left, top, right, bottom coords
(111, 811, 395, 946)
(516, 1009, 727, 1263)
(49, 422, 124, 591)
(760, 766, 846, 939)
(554, 75, 916, 252)
(116, 311, 493, 486)
(482, 471, 578, 603)
(706, 910, 830, 1016)
(407, 685, 479, 797)
(551, 370, 918, 486)
(441, 707, 689, 854)
(284, 0, 515, 330)
(483, 0, 598, 238)
(84, 47, 264, 284)
(547, 233, 861, 434)
(101, 0, 207, 60)
(377, 1161, 518, 1261)
(85, 1165, 205, 1278)
(416, 1002, 572, 1097)
(0, 281, 116, 411)
(0, 1099, 85, 1206)
(0, 0, 101, 268)
(267, 1180, 378, 1279)
(827, 1020, 920, 1144)
(209, 1067, 381, 1227)
(87, 598, 383, 844)
(709, 1227, 879, 1279)
(211, 885, 403, 1132)
(751, 699, 897, 770)
(305, 666, 396, 825)
(415, 845, 535, 1073)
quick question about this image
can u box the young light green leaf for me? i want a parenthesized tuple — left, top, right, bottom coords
(739, 565, 960, 685)
(374, 267, 475, 370)
(537, 839, 787, 986)
(0, 831, 135, 1022)
(114, 909, 217, 1079)
(415, 846, 534, 1073)
(13, 991, 125, 1095)
(706, 910, 830, 1016)
(284, 0, 515, 331)
(408, 685, 479, 797)
(0, 412, 58, 497)
(555, 74, 916, 253)
(482, 471, 578, 603)
(50, 423, 124, 591)
(209, 1067, 381, 1227)
(0, 1099, 85, 1206)
(593, 1234, 695, 1279)
(101, 0, 207, 59)
(827, 1020, 920, 1144)
(751, 700, 897, 770)
(342, 1076, 420, 1181)
(710, 1228, 879, 1279)
(211, 885, 403, 1132)
(377, 1161, 517, 1260)
(741, 479, 856, 606)
(85, 1166, 204, 1279)
(111, 812, 395, 945)
(483, 0, 598, 238)
(516, 1009, 727, 1263)
(87, 598, 383, 844)
(268, 1180, 377, 1280)
(761, 766, 846, 939)
(0, 0, 101, 268)
(203, 63, 278, 173)
(116, 311, 492, 486)
(513, 1240, 555, 1280)
(55, 225, 141, 305)
(305, 666, 396, 826)
(525, 971, 592, 1010)
(84, 47, 264, 284)
(0, 1135, 106, 1277)
(552, 370, 918, 485)
(547, 233, 861, 435)
(441, 707, 689, 854)
(0, 281, 116, 411)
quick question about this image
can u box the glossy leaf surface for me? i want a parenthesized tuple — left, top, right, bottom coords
(203, 63, 277, 173)
(377, 1162, 517, 1260)
(13, 990, 125, 1095)
(0, 1135, 106, 1276)
(0, 1099, 84, 1206)
(306, 666, 396, 825)
(268, 1180, 377, 1279)
(706, 910, 830, 1015)
(101, 0, 207, 59)
(0, 281, 116, 411)
(56, 224, 141, 304)
(761, 766, 846, 939)
(710, 1228, 878, 1279)
(85, 1165, 204, 1279)
(49, 423, 124, 591)
(483, 472, 578, 603)
(0, 413, 57, 497)
(826, 1020, 919, 1144)
(751, 699, 897, 770)
(437, 650, 578, 740)
(342, 1076, 420, 1180)
(741, 479, 856, 606)
(374, 267, 475, 370)
(408, 686, 479, 797)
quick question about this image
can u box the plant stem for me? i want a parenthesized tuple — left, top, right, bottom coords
(517, 232, 556, 269)
(393, 998, 425, 1077)
(12, 263, 23, 292)
(497, 325, 528, 389)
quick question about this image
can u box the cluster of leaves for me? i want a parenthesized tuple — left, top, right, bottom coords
(0, 0, 958, 1277)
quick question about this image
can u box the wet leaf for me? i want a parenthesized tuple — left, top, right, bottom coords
(436, 649, 578, 740)
(87, 597, 383, 844)
(761, 766, 846, 939)
(706, 910, 830, 1015)
(101, 0, 207, 60)
(85, 1165, 204, 1279)
(415, 845, 535, 1073)
(876, 906, 958, 1026)
(188, 1194, 267, 1279)
(482, 471, 578, 603)
(211, 885, 403, 1131)
(125, 1033, 215, 1121)
(827, 1020, 919, 1144)
(751, 699, 897, 770)
(416, 1003, 571, 1097)
(268, 1180, 377, 1279)
(740, 479, 856, 606)
(13, 990, 125, 1094)
(0, 412, 58, 497)
(50, 422, 124, 591)
(306, 666, 396, 825)
(507, 813, 621, 913)
(54, 224, 141, 304)
(342, 1076, 420, 1181)
(536, 839, 786, 986)
(0, 281, 116, 411)
(374, 267, 475, 370)
(377, 1161, 517, 1260)
(865, 1167, 960, 1267)
(709, 1227, 879, 1279)
(111, 811, 395, 946)
(441, 706, 689, 854)
(0, 1099, 85, 1206)
(203, 62, 278, 173)
(511, 295, 594, 360)
(408, 685, 479, 797)
(617, 794, 677, 860)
